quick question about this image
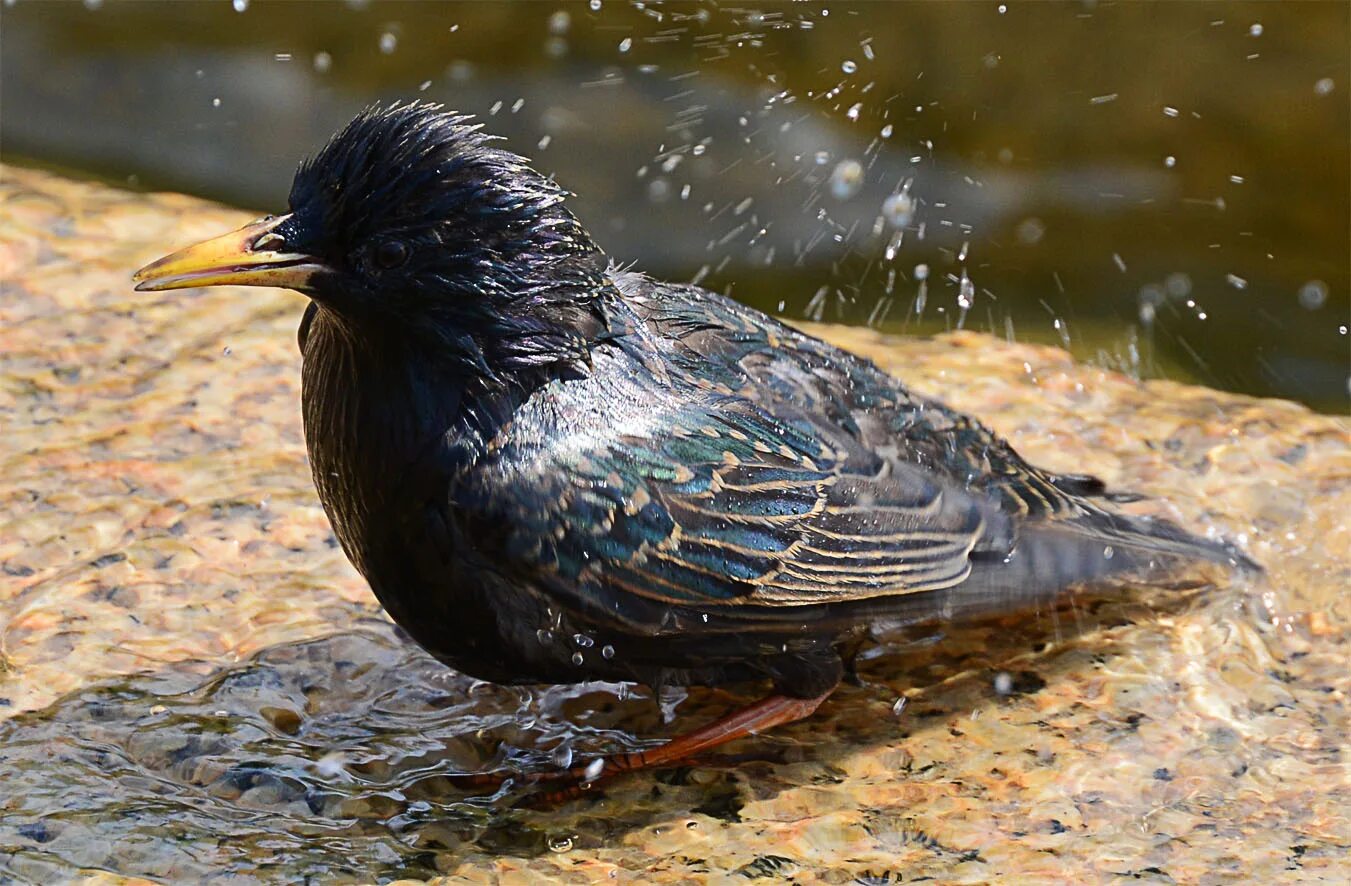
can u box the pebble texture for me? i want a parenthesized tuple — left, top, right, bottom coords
(1, 165, 1347, 883)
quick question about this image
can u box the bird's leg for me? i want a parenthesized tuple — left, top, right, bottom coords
(526, 688, 833, 803)
(448, 689, 833, 797)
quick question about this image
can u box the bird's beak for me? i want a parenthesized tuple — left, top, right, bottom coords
(132, 213, 329, 292)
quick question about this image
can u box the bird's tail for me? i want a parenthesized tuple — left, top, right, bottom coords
(927, 508, 1259, 624)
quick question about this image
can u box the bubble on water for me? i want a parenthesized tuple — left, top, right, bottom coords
(1248, 22, 1263, 37)
(379, 31, 398, 54)
(830, 159, 864, 200)
(846, 102, 863, 122)
(1314, 78, 1335, 96)
(1298, 280, 1328, 311)
(313, 51, 332, 73)
(993, 672, 1013, 695)
(231, 0, 247, 11)
(842, 60, 857, 74)
(536, 628, 551, 644)
(601, 644, 615, 659)
(547, 834, 574, 853)
(618, 37, 632, 53)
(1016, 217, 1045, 245)
(1164, 272, 1192, 297)
(882, 190, 915, 228)
(573, 633, 594, 648)
(549, 10, 571, 35)
(570, 651, 584, 666)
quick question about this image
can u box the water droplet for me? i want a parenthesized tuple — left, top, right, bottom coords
(993, 672, 1014, 695)
(1226, 273, 1248, 290)
(573, 633, 594, 648)
(1163, 155, 1176, 168)
(880, 123, 894, 138)
(1314, 77, 1335, 96)
(571, 652, 584, 666)
(647, 178, 671, 203)
(583, 758, 605, 781)
(1103, 545, 1115, 560)
(313, 51, 332, 73)
(379, 31, 397, 54)
(589, 0, 601, 9)
(882, 191, 914, 228)
(618, 37, 632, 53)
(549, 10, 571, 35)
(551, 744, 574, 769)
(1164, 272, 1192, 297)
(231, 0, 247, 11)
(547, 834, 574, 853)
(829, 159, 864, 200)
(845, 102, 863, 122)
(601, 644, 615, 659)
(957, 273, 975, 310)
(841, 60, 857, 74)
(892, 697, 908, 716)
(1298, 280, 1328, 311)
(998, 2, 1007, 12)
(1016, 217, 1045, 245)
(536, 628, 552, 644)
(211, 97, 222, 108)
(1248, 22, 1263, 37)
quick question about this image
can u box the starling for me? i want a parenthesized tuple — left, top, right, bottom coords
(133, 102, 1254, 798)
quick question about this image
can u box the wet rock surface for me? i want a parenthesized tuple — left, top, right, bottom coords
(1, 165, 1347, 883)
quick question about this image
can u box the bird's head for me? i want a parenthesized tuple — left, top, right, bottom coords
(134, 102, 608, 373)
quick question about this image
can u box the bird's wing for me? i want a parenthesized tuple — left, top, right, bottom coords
(469, 356, 1016, 613)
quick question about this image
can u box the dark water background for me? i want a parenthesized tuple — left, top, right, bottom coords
(3, 0, 1348, 410)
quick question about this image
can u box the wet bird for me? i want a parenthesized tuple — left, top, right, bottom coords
(134, 102, 1254, 798)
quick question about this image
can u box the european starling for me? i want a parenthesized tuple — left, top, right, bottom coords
(133, 102, 1254, 798)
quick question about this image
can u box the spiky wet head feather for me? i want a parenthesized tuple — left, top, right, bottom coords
(287, 101, 609, 375)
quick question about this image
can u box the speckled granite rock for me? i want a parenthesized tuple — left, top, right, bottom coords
(1, 165, 1346, 884)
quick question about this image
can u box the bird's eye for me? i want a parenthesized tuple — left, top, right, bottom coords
(373, 240, 409, 270)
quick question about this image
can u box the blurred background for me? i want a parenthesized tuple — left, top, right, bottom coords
(3, 0, 1348, 411)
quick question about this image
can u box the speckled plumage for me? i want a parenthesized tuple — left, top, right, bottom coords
(240, 103, 1255, 703)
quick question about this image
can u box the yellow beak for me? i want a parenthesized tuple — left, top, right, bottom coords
(132, 213, 329, 292)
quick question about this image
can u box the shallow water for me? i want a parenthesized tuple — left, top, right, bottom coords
(1, 167, 1347, 882)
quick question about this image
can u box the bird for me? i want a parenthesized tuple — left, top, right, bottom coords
(133, 101, 1255, 799)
